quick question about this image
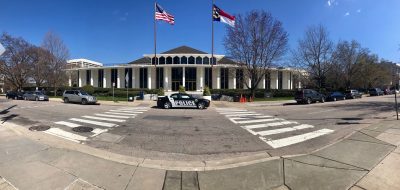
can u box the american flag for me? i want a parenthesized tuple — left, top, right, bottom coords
(155, 3, 174, 25)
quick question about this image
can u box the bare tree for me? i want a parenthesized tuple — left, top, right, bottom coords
(28, 46, 53, 87)
(0, 33, 33, 90)
(293, 25, 334, 91)
(224, 10, 288, 97)
(41, 32, 70, 95)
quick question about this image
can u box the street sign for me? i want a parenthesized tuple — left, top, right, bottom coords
(0, 43, 5, 56)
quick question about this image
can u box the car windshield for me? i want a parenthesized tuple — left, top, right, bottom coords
(35, 92, 44, 95)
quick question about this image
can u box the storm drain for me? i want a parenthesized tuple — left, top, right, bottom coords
(29, 125, 50, 131)
(72, 126, 93, 133)
(336, 122, 360, 125)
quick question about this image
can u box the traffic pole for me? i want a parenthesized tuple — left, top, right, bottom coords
(395, 91, 399, 120)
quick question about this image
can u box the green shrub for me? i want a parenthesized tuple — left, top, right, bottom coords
(157, 88, 165, 96)
(203, 86, 211, 96)
(179, 85, 185, 93)
(82, 85, 95, 95)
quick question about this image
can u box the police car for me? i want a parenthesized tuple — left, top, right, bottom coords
(157, 93, 210, 109)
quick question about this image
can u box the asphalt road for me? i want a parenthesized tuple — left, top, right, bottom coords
(0, 95, 398, 161)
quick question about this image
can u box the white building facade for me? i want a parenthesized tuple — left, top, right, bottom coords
(70, 46, 302, 92)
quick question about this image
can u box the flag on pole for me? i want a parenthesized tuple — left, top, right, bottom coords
(213, 5, 235, 27)
(155, 3, 175, 25)
(0, 43, 5, 56)
(125, 72, 129, 87)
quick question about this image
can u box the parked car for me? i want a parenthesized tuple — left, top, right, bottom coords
(5, 91, 24, 100)
(345, 90, 362, 99)
(157, 93, 210, 109)
(23, 91, 49, 101)
(383, 89, 392, 95)
(326, 91, 346, 101)
(369, 88, 384, 96)
(295, 89, 325, 104)
(63, 90, 97, 105)
(391, 89, 400, 94)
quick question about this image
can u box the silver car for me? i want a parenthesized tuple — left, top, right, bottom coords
(24, 91, 49, 101)
(63, 90, 97, 105)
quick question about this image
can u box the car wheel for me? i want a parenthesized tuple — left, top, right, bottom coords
(343, 97, 346, 100)
(320, 98, 325, 103)
(306, 98, 311, 104)
(63, 98, 69, 103)
(81, 99, 88, 105)
(35, 97, 39, 101)
(163, 102, 171, 109)
(197, 102, 205, 109)
(333, 97, 337, 101)
(24, 97, 27, 101)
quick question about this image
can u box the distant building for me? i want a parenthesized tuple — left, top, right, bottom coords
(68, 46, 303, 92)
(67, 59, 103, 69)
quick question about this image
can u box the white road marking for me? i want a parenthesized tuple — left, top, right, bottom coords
(219, 111, 257, 115)
(256, 124, 314, 136)
(242, 121, 299, 129)
(108, 110, 143, 114)
(44, 128, 87, 143)
(94, 114, 130, 119)
(54, 121, 82, 128)
(91, 128, 109, 137)
(104, 112, 137, 116)
(69, 118, 117, 127)
(225, 113, 263, 117)
(229, 115, 273, 120)
(261, 128, 334, 148)
(116, 109, 148, 112)
(216, 108, 247, 111)
(82, 116, 126, 123)
(234, 118, 284, 124)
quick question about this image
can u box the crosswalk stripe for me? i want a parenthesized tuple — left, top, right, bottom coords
(261, 128, 334, 148)
(104, 112, 137, 116)
(109, 110, 143, 114)
(120, 107, 149, 109)
(54, 121, 81, 128)
(256, 124, 314, 136)
(225, 113, 262, 117)
(44, 128, 87, 143)
(116, 108, 148, 111)
(234, 118, 283, 124)
(94, 114, 130, 119)
(243, 121, 299, 129)
(219, 111, 257, 115)
(91, 128, 109, 137)
(215, 108, 247, 111)
(82, 116, 126, 123)
(229, 115, 273, 120)
(69, 118, 117, 127)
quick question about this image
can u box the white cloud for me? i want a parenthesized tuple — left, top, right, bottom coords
(327, 0, 338, 7)
(357, 9, 361, 13)
(344, 12, 350, 16)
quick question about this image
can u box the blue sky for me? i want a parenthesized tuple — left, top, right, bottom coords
(1, 0, 399, 64)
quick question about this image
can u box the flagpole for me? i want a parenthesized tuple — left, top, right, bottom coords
(211, 0, 215, 68)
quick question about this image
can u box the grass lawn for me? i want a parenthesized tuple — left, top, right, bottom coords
(253, 97, 294, 102)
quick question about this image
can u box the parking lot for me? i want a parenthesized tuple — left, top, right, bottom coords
(0, 94, 398, 161)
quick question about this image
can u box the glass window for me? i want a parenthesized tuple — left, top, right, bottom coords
(159, 57, 165, 65)
(171, 94, 178, 99)
(125, 68, 133, 88)
(111, 69, 118, 88)
(278, 71, 283, 90)
(171, 68, 183, 91)
(203, 57, 209, 65)
(181, 94, 191, 99)
(236, 69, 244, 89)
(196, 57, 202, 64)
(98, 69, 104, 88)
(188, 56, 195, 64)
(156, 67, 164, 89)
(86, 70, 91, 85)
(181, 56, 187, 64)
(220, 68, 229, 89)
(205, 68, 212, 89)
(185, 67, 197, 91)
(151, 57, 158, 65)
(265, 72, 271, 90)
(173, 56, 179, 64)
(140, 68, 148, 88)
(167, 57, 173, 64)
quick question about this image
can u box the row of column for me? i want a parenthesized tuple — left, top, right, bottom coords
(76, 67, 298, 91)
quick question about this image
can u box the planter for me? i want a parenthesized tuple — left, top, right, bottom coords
(203, 96, 212, 101)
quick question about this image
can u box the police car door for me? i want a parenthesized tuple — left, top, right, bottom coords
(178, 94, 197, 108)
(169, 94, 179, 107)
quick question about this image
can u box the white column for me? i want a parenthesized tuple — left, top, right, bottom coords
(213, 68, 220, 89)
(230, 69, 236, 89)
(134, 68, 139, 88)
(151, 67, 156, 89)
(248, 78, 252, 88)
(68, 72, 72, 87)
(117, 68, 125, 88)
(164, 67, 170, 91)
(182, 67, 186, 87)
(78, 70, 82, 87)
(258, 74, 265, 89)
(197, 67, 203, 91)
(147, 67, 152, 89)
(103, 69, 110, 88)
(276, 71, 279, 90)
(92, 70, 98, 87)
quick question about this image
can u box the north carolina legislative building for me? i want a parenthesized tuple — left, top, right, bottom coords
(69, 46, 302, 93)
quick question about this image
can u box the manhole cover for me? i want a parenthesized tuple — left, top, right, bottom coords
(373, 117, 387, 119)
(341, 118, 363, 121)
(72, 127, 93, 133)
(29, 125, 50, 131)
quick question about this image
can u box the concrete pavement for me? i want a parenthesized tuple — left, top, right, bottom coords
(1, 119, 399, 189)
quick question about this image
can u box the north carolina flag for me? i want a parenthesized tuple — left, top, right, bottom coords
(213, 5, 235, 27)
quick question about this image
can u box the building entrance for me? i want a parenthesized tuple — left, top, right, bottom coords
(171, 67, 183, 91)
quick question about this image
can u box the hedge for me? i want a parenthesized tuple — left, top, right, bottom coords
(210, 89, 295, 98)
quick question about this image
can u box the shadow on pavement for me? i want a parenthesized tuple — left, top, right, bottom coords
(0, 105, 17, 115)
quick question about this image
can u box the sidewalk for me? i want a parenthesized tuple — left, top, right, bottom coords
(0, 120, 399, 189)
